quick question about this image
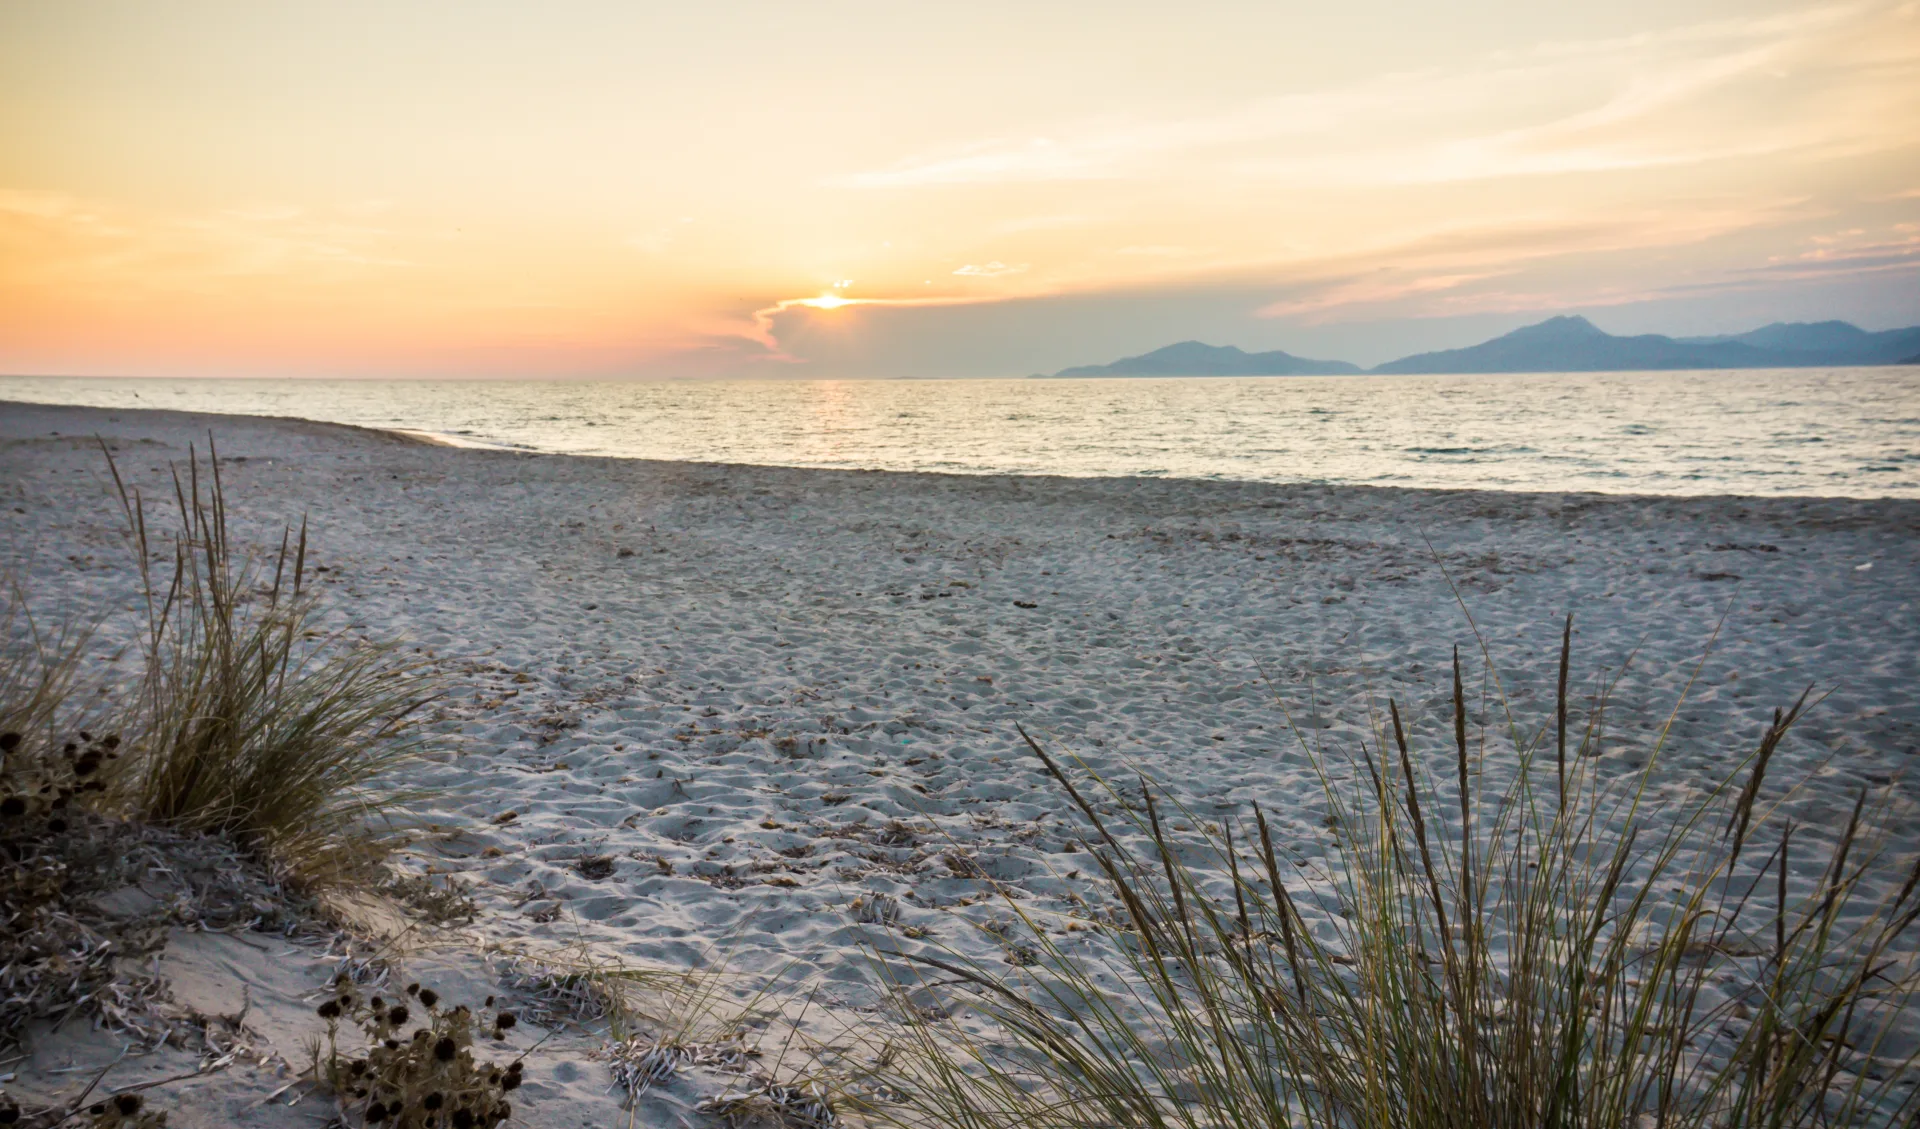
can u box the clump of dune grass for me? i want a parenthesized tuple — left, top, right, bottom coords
(104, 440, 435, 884)
(870, 621, 1920, 1128)
(3, 595, 312, 1051)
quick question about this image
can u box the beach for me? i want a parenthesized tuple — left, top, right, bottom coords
(5, 399, 1919, 1123)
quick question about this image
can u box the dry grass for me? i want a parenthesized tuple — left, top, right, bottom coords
(3, 435, 436, 1057)
(869, 621, 1920, 1128)
(104, 440, 436, 884)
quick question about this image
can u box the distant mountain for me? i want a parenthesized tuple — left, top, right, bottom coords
(1675, 321, 1920, 365)
(1051, 340, 1362, 377)
(1372, 316, 1920, 374)
(1042, 317, 1920, 379)
(1372, 316, 1788, 374)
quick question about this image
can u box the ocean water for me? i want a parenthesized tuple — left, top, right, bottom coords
(3, 368, 1917, 498)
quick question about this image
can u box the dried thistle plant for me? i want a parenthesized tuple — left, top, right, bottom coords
(314, 978, 524, 1128)
(0, 612, 141, 1048)
(85, 1092, 169, 1128)
(0, 729, 122, 841)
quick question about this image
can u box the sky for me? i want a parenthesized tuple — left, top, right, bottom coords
(1, 0, 1917, 378)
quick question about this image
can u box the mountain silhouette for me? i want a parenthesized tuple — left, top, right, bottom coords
(1045, 317, 1920, 378)
(1051, 340, 1362, 377)
(1675, 321, 1920, 365)
(1371, 316, 1790, 373)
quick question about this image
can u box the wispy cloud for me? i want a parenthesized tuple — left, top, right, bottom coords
(952, 261, 1027, 277)
(1248, 199, 1824, 320)
(1740, 232, 1920, 278)
(838, 2, 1915, 192)
(0, 190, 408, 294)
(740, 291, 1005, 354)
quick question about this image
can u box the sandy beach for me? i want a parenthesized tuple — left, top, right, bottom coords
(5, 399, 1919, 1124)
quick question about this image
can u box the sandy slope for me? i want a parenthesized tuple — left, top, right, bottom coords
(4, 399, 1918, 1123)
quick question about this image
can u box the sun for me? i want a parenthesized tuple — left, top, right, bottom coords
(797, 294, 856, 310)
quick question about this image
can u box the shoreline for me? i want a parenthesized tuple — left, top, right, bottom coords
(8, 397, 1920, 510)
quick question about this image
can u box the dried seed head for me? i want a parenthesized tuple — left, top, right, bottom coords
(115, 1095, 142, 1115)
(317, 1000, 342, 1019)
(424, 1093, 444, 1110)
(494, 1012, 516, 1030)
(388, 1005, 410, 1025)
(435, 1036, 458, 1062)
(0, 732, 19, 752)
(418, 988, 438, 1008)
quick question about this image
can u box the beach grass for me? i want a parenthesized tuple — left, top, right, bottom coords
(102, 440, 436, 884)
(868, 623, 1920, 1128)
(3, 440, 437, 1056)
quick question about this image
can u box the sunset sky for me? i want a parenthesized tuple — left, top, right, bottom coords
(2, 0, 1917, 378)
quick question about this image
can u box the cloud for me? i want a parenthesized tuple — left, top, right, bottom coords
(0, 189, 408, 296)
(1257, 271, 1511, 319)
(627, 216, 694, 254)
(1238, 198, 1827, 322)
(739, 291, 1008, 355)
(952, 261, 1028, 277)
(1740, 233, 1920, 277)
(836, 2, 1916, 192)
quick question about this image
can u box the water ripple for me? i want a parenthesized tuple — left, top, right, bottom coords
(3, 368, 1916, 498)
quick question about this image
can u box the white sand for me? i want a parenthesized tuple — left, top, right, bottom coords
(5, 400, 1918, 1123)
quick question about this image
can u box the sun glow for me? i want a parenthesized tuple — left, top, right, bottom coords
(2, 0, 1914, 378)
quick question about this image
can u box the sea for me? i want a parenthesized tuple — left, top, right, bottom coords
(3, 368, 1916, 499)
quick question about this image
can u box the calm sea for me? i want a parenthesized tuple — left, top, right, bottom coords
(3, 369, 1916, 498)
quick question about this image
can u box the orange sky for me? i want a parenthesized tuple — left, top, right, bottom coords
(2, 0, 1917, 377)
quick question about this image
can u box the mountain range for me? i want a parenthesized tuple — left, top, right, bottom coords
(1052, 340, 1361, 377)
(1047, 317, 1920, 377)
